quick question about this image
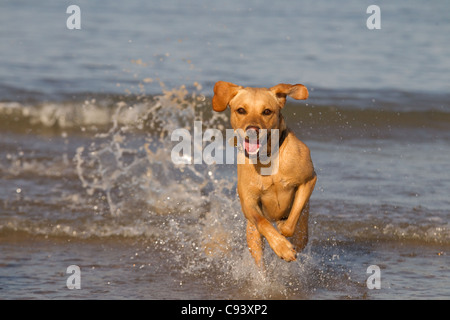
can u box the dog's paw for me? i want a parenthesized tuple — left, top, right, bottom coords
(270, 236, 297, 262)
(276, 220, 294, 237)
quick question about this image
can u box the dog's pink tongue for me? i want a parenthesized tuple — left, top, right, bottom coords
(244, 140, 260, 154)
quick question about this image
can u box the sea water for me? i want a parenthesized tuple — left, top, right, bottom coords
(0, 0, 449, 299)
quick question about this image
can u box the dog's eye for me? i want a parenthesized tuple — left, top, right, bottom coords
(262, 109, 272, 116)
(237, 108, 247, 115)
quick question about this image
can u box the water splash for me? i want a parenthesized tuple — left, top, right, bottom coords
(70, 83, 332, 298)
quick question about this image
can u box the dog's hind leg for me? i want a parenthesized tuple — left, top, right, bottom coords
(246, 220, 264, 269)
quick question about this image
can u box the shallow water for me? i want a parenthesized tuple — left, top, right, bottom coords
(0, 89, 448, 300)
(0, 0, 449, 300)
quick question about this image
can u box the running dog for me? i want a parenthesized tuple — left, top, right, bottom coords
(212, 81, 316, 268)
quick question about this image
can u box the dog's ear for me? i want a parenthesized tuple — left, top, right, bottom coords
(270, 83, 308, 107)
(212, 81, 241, 112)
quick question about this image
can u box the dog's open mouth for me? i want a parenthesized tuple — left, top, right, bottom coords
(244, 137, 261, 156)
(242, 126, 263, 156)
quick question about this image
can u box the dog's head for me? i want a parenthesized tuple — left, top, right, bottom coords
(212, 81, 308, 156)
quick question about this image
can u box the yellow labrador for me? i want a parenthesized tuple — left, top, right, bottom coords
(212, 81, 317, 268)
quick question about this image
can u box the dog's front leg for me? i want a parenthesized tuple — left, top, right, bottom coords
(240, 198, 297, 263)
(276, 174, 317, 252)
